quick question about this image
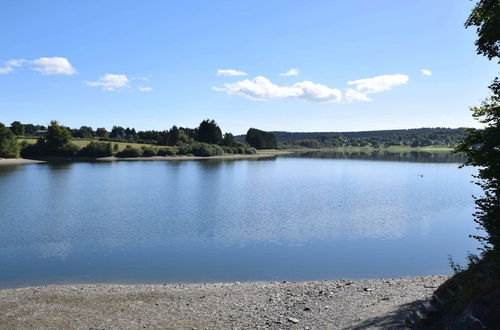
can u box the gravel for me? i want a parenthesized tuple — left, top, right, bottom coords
(0, 275, 447, 329)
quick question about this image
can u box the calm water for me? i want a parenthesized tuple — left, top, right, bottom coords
(0, 152, 480, 288)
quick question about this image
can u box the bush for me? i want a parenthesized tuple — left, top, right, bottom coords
(157, 147, 176, 156)
(181, 142, 224, 157)
(222, 146, 234, 154)
(78, 141, 113, 157)
(115, 146, 142, 158)
(141, 146, 157, 157)
(245, 147, 257, 154)
(20, 139, 80, 158)
(59, 143, 80, 157)
(0, 123, 19, 158)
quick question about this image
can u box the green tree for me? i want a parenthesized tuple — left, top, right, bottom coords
(456, 0, 500, 257)
(95, 127, 109, 138)
(168, 125, 180, 146)
(10, 121, 25, 136)
(196, 119, 222, 144)
(465, 0, 500, 61)
(78, 126, 94, 139)
(46, 120, 72, 150)
(221, 133, 235, 146)
(0, 123, 18, 158)
(245, 128, 278, 149)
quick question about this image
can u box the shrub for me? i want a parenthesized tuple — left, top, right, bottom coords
(157, 147, 176, 156)
(141, 146, 157, 157)
(78, 141, 113, 157)
(115, 146, 142, 158)
(182, 142, 224, 157)
(59, 143, 80, 157)
(20, 139, 80, 158)
(245, 147, 257, 154)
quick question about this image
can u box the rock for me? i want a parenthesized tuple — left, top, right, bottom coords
(363, 287, 374, 292)
(288, 317, 299, 324)
(303, 307, 311, 312)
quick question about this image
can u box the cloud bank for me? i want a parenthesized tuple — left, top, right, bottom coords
(214, 74, 408, 103)
(213, 76, 342, 103)
(0, 57, 76, 75)
(216, 69, 247, 77)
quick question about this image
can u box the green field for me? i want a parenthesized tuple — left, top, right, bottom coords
(17, 138, 157, 152)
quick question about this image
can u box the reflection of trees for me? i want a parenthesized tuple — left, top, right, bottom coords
(290, 150, 465, 163)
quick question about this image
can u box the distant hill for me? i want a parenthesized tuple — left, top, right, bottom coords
(235, 128, 468, 148)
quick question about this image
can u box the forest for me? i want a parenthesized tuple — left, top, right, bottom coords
(236, 127, 467, 148)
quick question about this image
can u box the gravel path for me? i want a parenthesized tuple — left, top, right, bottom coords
(0, 276, 447, 329)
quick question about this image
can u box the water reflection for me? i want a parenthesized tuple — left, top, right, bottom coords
(0, 154, 480, 287)
(290, 150, 466, 163)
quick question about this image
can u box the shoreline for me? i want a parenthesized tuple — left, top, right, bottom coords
(0, 158, 45, 165)
(96, 150, 292, 162)
(0, 151, 292, 166)
(0, 275, 447, 329)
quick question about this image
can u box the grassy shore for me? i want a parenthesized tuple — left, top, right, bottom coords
(17, 138, 154, 152)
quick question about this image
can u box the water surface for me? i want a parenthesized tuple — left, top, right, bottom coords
(0, 152, 480, 288)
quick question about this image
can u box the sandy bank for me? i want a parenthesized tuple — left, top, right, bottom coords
(97, 150, 292, 162)
(0, 158, 45, 165)
(0, 275, 447, 329)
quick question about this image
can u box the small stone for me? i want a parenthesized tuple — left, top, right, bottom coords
(288, 317, 299, 324)
(303, 307, 311, 312)
(324, 305, 330, 309)
(363, 287, 374, 292)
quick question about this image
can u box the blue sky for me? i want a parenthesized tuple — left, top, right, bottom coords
(0, 0, 496, 134)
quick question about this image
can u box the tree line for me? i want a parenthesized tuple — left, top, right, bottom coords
(236, 127, 467, 148)
(0, 119, 283, 159)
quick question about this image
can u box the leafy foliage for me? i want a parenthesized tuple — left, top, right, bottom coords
(245, 128, 278, 149)
(115, 146, 142, 158)
(457, 0, 500, 260)
(46, 121, 72, 150)
(180, 142, 224, 157)
(465, 0, 500, 62)
(196, 119, 222, 145)
(0, 123, 18, 158)
(78, 141, 113, 157)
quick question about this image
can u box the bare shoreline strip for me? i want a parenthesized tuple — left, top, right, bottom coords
(0, 151, 292, 166)
(0, 275, 447, 329)
(0, 158, 45, 165)
(96, 150, 292, 162)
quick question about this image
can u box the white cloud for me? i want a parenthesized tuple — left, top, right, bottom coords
(85, 74, 130, 91)
(214, 73, 409, 103)
(7, 59, 26, 67)
(138, 86, 153, 92)
(347, 74, 409, 94)
(0, 59, 27, 74)
(0, 57, 76, 75)
(345, 88, 372, 102)
(0, 66, 13, 74)
(213, 76, 342, 103)
(31, 57, 76, 75)
(280, 68, 300, 76)
(420, 68, 432, 76)
(217, 69, 247, 77)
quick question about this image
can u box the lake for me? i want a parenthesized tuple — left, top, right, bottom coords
(0, 151, 480, 288)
